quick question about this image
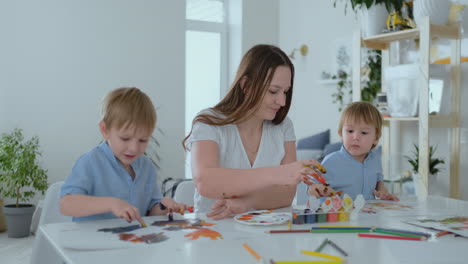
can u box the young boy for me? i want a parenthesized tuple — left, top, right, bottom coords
(308, 102, 399, 201)
(60, 87, 187, 225)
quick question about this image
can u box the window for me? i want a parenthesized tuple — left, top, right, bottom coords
(185, 0, 227, 178)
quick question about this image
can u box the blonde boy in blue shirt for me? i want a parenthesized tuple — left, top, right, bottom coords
(60, 87, 187, 225)
(309, 102, 399, 201)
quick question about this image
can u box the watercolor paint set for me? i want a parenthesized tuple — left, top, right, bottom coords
(292, 194, 365, 225)
(292, 208, 351, 224)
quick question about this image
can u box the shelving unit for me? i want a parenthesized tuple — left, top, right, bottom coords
(352, 17, 461, 198)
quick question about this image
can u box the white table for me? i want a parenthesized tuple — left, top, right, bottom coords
(37, 195, 468, 264)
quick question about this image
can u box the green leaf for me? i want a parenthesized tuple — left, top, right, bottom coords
(0, 128, 48, 206)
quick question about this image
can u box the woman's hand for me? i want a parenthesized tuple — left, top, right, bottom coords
(110, 198, 146, 226)
(281, 160, 322, 185)
(307, 183, 335, 198)
(161, 197, 189, 215)
(206, 199, 250, 220)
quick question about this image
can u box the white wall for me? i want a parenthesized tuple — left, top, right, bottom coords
(279, 0, 356, 143)
(0, 0, 281, 205)
(227, 0, 279, 90)
(0, 1, 185, 204)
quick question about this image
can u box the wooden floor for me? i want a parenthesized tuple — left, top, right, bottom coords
(0, 231, 34, 264)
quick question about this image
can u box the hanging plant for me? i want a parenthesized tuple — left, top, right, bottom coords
(329, 49, 381, 112)
(361, 49, 382, 103)
(330, 70, 352, 112)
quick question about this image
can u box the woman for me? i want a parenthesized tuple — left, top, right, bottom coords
(183, 44, 322, 219)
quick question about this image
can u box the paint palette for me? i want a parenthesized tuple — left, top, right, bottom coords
(234, 210, 290, 226)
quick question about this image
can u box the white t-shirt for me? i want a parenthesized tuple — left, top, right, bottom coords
(185, 109, 296, 213)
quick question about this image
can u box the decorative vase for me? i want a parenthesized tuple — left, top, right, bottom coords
(428, 173, 439, 195)
(359, 3, 388, 37)
(413, 0, 450, 26)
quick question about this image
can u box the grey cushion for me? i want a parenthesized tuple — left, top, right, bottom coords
(323, 142, 342, 157)
(297, 129, 330, 150)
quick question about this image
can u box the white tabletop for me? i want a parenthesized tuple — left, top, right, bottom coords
(39, 195, 468, 264)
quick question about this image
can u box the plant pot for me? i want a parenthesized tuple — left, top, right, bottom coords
(402, 180, 415, 195)
(412, 173, 428, 201)
(0, 199, 6, 232)
(3, 204, 35, 238)
(358, 3, 388, 37)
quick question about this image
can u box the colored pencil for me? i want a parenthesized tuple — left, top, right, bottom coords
(435, 230, 452, 237)
(275, 261, 341, 264)
(314, 239, 329, 252)
(327, 240, 348, 257)
(310, 229, 370, 233)
(358, 233, 427, 241)
(311, 227, 372, 231)
(373, 229, 426, 238)
(242, 243, 261, 261)
(374, 227, 431, 237)
(318, 225, 373, 228)
(267, 229, 311, 233)
(300, 250, 343, 262)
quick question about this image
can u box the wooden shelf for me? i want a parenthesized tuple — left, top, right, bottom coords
(353, 16, 461, 198)
(362, 24, 460, 50)
(383, 114, 458, 128)
(383, 116, 419, 122)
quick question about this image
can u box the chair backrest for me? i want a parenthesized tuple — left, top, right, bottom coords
(38, 181, 71, 226)
(31, 181, 71, 264)
(173, 180, 195, 207)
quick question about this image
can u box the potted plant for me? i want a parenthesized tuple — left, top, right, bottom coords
(405, 144, 445, 175)
(350, 0, 404, 13)
(335, 0, 405, 37)
(335, 0, 404, 14)
(403, 144, 445, 195)
(0, 128, 48, 237)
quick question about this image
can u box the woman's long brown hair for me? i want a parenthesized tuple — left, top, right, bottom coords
(182, 44, 295, 150)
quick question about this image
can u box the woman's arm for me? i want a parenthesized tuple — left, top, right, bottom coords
(192, 140, 316, 200)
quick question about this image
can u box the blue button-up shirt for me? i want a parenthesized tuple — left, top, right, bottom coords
(321, 145, 383, 200)
(60, 142, 162, 222)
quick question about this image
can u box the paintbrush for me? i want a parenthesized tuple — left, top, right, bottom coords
(168, 208, 174, 221)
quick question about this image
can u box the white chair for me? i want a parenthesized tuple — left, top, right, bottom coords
(30, 181, 71, 264)
(173, 180, 195, 207)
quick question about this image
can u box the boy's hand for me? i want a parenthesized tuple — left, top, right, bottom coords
(110, 198, 146, 226)
(374, 190, 400, 201)
(307, 183, 335, 198)
(161, 197, 189, 215)
(206, 198, 249, 220)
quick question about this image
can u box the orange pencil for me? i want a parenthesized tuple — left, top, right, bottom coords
(436, 231, 452, 237)
(243, 243, 261, 261)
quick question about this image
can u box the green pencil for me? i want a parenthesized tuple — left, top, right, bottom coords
(373, 229, 426, 238)
(314, 238, 329, 252)
(310, 229, 371, 233)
